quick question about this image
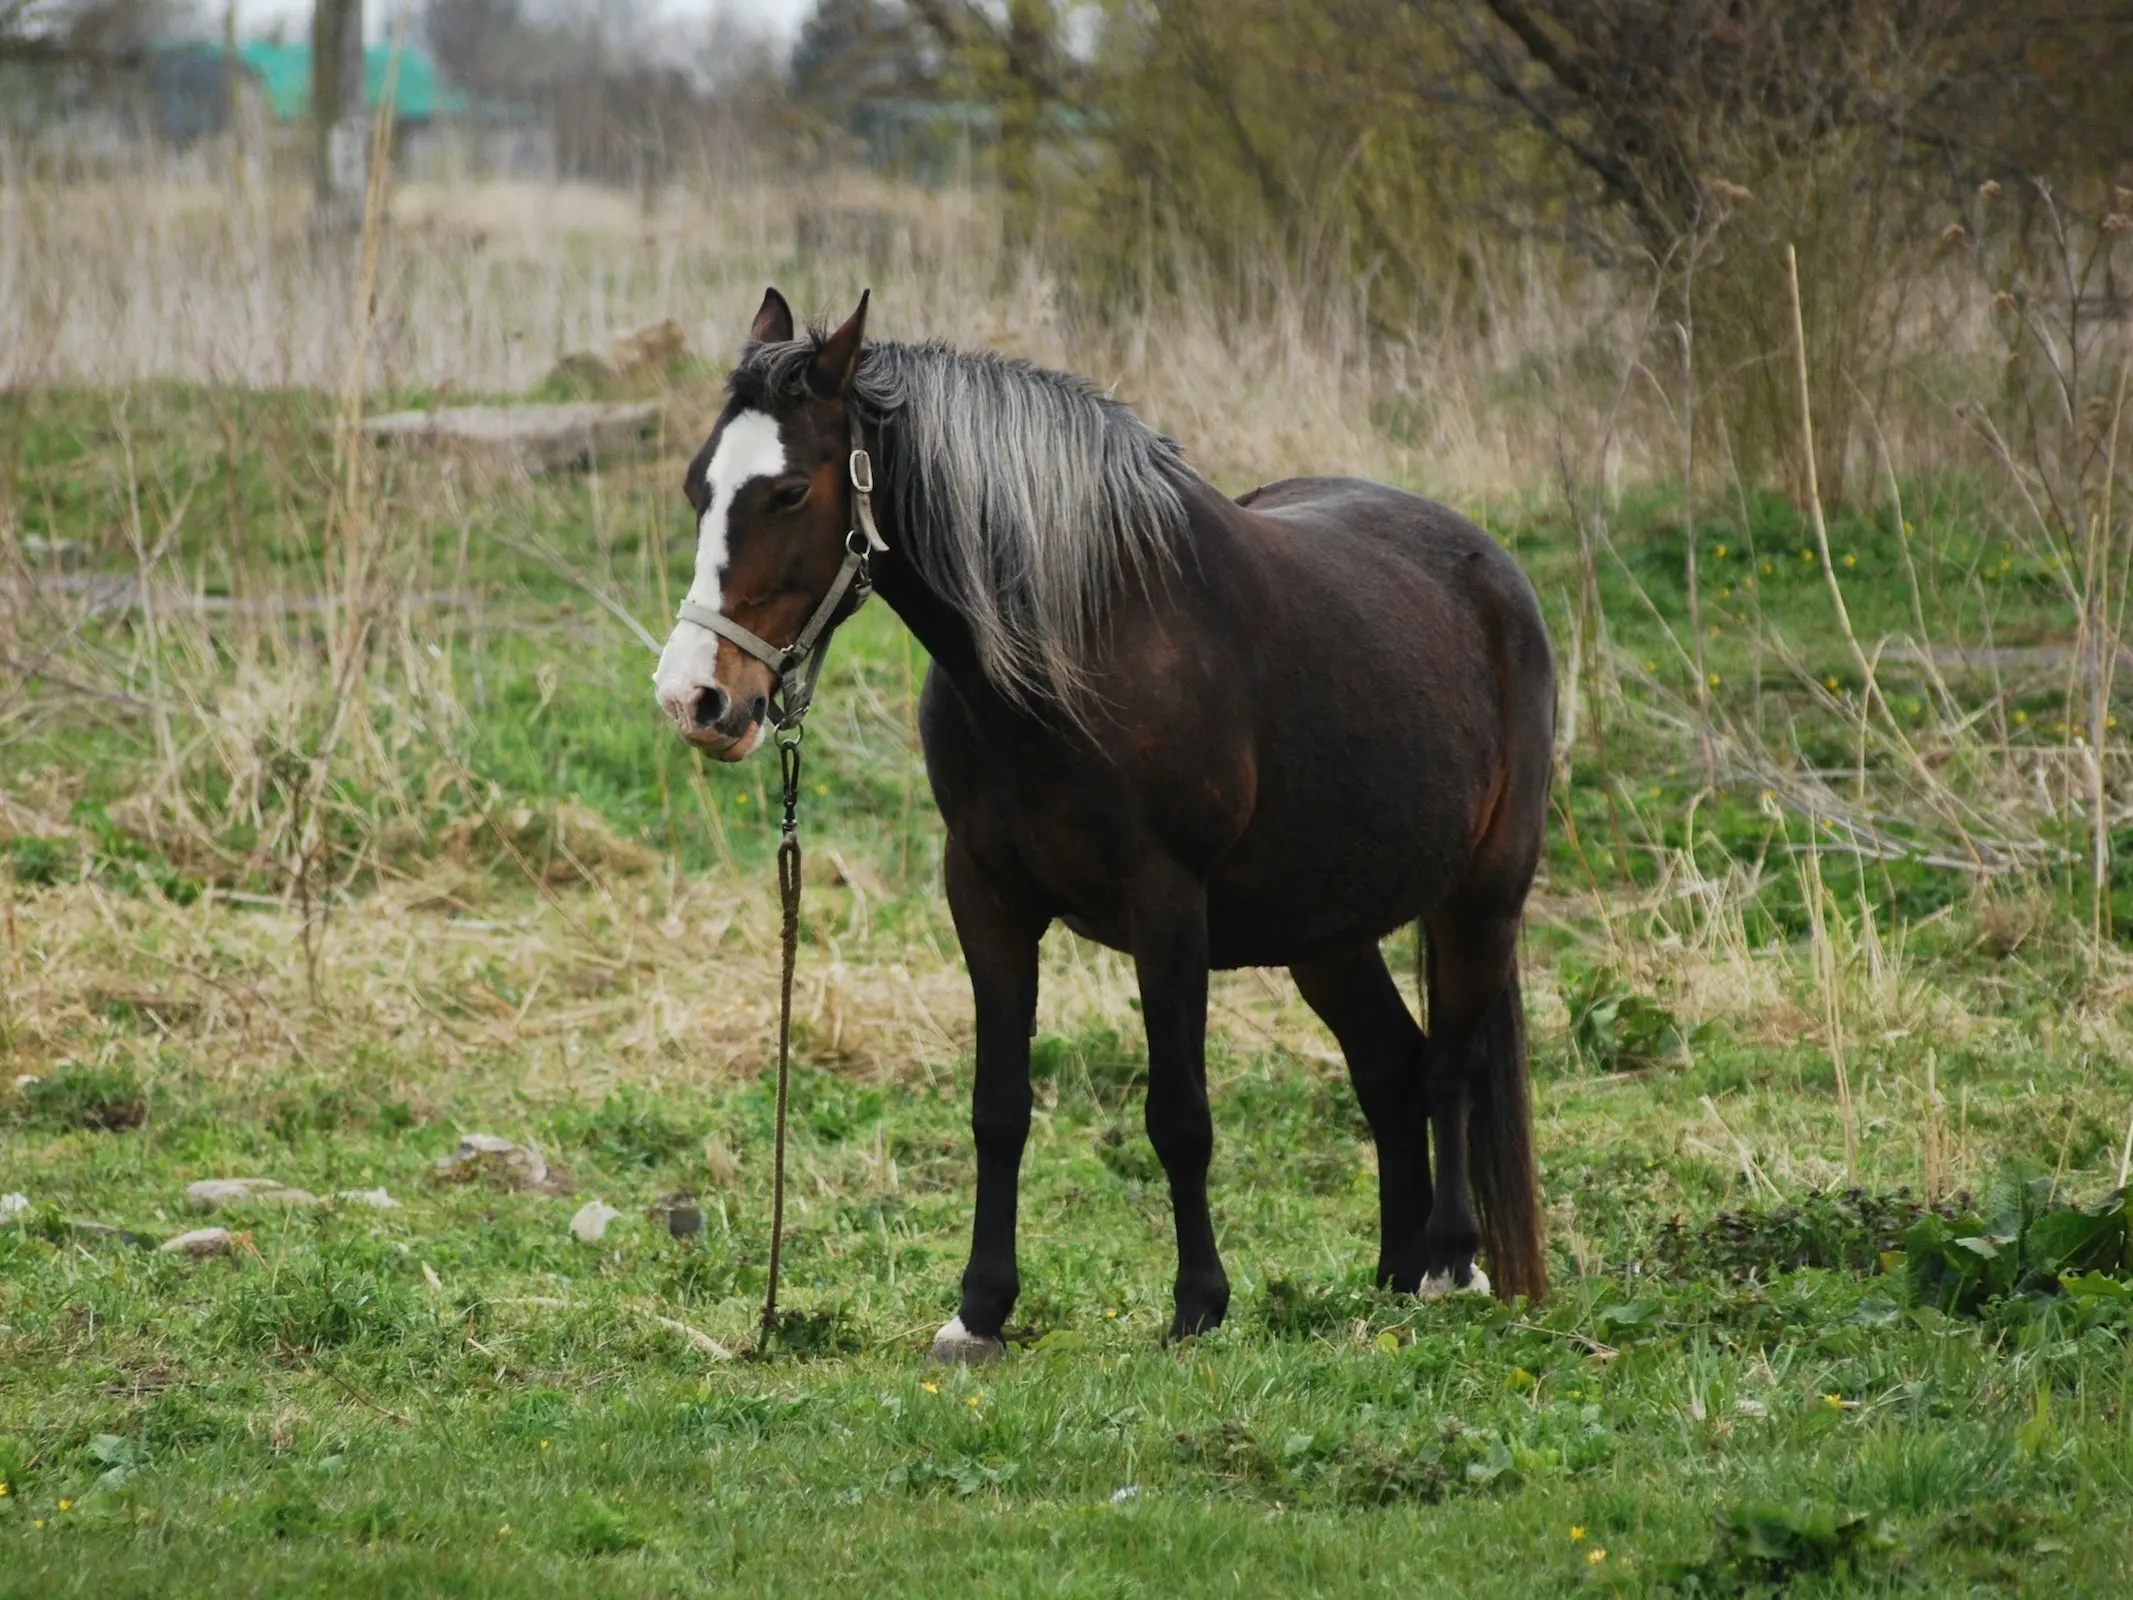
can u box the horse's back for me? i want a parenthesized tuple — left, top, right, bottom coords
(1233, 475, 1552, 691)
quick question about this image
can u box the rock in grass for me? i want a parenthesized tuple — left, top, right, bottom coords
(335, 1187, 401, 1209)
(160, 1227, 234, 1257)
(1, 1192, 28, 1218)
(69, 1219, 152, 1248)
(433, 1133, 574, 1195)
(570, 1200, 622, 1243)
(187, 1178, 320, 1211)
(647, 1190, 702, 1239)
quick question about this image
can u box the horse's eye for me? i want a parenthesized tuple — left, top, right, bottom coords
(769, 480, 811, 513)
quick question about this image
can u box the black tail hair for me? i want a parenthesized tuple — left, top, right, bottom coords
(1468, 963, 1548, 1302)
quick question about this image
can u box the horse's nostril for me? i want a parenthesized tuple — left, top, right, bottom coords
(689, 686, 730, 729)
(746, 693, 768, 726)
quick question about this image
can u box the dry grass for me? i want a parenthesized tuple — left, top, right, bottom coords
(4, 145, 2130, 1221)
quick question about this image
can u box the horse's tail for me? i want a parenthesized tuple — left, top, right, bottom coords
(1469, 960, 1548, 1303)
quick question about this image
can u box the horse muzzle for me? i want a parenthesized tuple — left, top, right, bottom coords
(659, 682, 768, 759)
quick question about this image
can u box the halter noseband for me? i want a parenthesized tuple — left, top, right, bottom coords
(673, 413, 888, 732)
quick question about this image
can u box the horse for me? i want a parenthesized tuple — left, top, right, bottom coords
(654, 289, 1556, 1362)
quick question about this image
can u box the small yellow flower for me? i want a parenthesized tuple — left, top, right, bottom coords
(1588, 1547, 1608, 1565)
(1571, 1525, 1586, 1541)
(1842, 552, 1857, 567)
(33, 1518, 44, 1529)
(1903, 520, 1915, 534)
(1761, 561, 1773, 575)
(1718, 585, 1731, 599)
(1644, 659, 1658, 673)
(539, 1439, 550, 1450)
(965, 1395, 980, 1409)
(735, 793, 748, 804)
(921, 1380, 939, 1394)
(1713, 543, 1728, 558)
(57, 1499, 70, 1511)
(2014, 709, 2027, 724)
(2108, 716, 2119, 729)
(814, 783, 828, 795)
(0, 1481, 9, 1496)
(1801, 548, 1815, 562)
(1104, 1307, 1119, 1319)
(1826, 676, 1840, 690)
(1708, 673, 1721, 688)
(1824, 1393, 1844, 1408)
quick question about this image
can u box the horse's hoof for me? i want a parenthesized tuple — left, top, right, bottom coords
(1417, 1265, 1492, 1301)
(928, 1315, 1005, 1366)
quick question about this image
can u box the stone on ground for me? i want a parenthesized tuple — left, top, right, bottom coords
(187, 1178, 320, 1211)
(161, 1227, 233, 1257)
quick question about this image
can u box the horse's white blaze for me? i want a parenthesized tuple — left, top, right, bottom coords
(688, 409, 788, 617)
(653, 410, 787, 728)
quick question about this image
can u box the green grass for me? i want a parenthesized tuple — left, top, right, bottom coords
(6, 386, 2133, 1594)
(4, 1037, 2131, 1596)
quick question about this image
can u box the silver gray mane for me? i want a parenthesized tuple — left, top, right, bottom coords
(732, 336, 1196, 715)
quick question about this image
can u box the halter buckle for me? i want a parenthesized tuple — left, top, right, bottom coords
(848, 448, 874, 494)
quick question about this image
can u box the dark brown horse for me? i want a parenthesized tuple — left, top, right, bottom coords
(654, 290, 1555, 1360)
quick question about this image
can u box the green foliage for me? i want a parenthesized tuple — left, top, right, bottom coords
(1172, 1416, 1530, 1508)
(12, 1062, 148, 1132)
(1666, 1501, 1892, 1594)
(1030, 1024, 1146, 1104)
(1652, 1188, 1964, 1282)
(4, 834, 75, 886)
(218, 1251, 429, 1355)
(889, 1453, 1022, 1497)
(1560, 960, 1701, 1074)
(764, 1306, 863, 1359)
(1902, 1170, 2131, 1315)
(556, 1501, 650, 1556)
(556, 1087, 703, 1171)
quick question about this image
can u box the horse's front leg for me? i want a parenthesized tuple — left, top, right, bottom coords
(1131, 870, 1229, 1340)
(932, 837, 1045, 1365)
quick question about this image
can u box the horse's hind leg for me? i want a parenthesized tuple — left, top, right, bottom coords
(1291, 945, 1432, 1292)
(1416, 908, 1521, 1294)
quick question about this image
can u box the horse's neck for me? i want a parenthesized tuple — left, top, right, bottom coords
(869, 476, 1240, 721)
(868, 521, 989, 698)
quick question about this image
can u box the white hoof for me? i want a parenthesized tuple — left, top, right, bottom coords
(1417, 1265, 1492, 1301)
(928, 1315, 1005, 1366)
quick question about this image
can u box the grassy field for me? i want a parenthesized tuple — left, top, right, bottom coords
(5, 183, 2133, 1593)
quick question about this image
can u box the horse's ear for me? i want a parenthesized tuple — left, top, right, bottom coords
(748, 286, 794, 347)
(808, 289, 870, 399)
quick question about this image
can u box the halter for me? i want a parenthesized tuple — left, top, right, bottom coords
(672, 412, 888, 734)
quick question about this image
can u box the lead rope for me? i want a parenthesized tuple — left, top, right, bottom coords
(761, 725, 804, 1349)
(757, 416, 882, 1352)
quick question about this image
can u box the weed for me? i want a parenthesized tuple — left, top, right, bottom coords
(13, 1063, 148, 1132)
(218, 1253, 429, 1355)
(1665, 1501, 1893, 1593)
(556, 1501, 650, 1556)
(762, 1306, 862, 1359)
(1561, 960, 1703, 1074)
(1651, 1187, 1966, 1282)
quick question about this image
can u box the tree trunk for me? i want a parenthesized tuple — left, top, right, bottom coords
(312, 0, 365, 229)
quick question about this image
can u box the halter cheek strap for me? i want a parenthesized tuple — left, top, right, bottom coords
(675, 414, 888, 730)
